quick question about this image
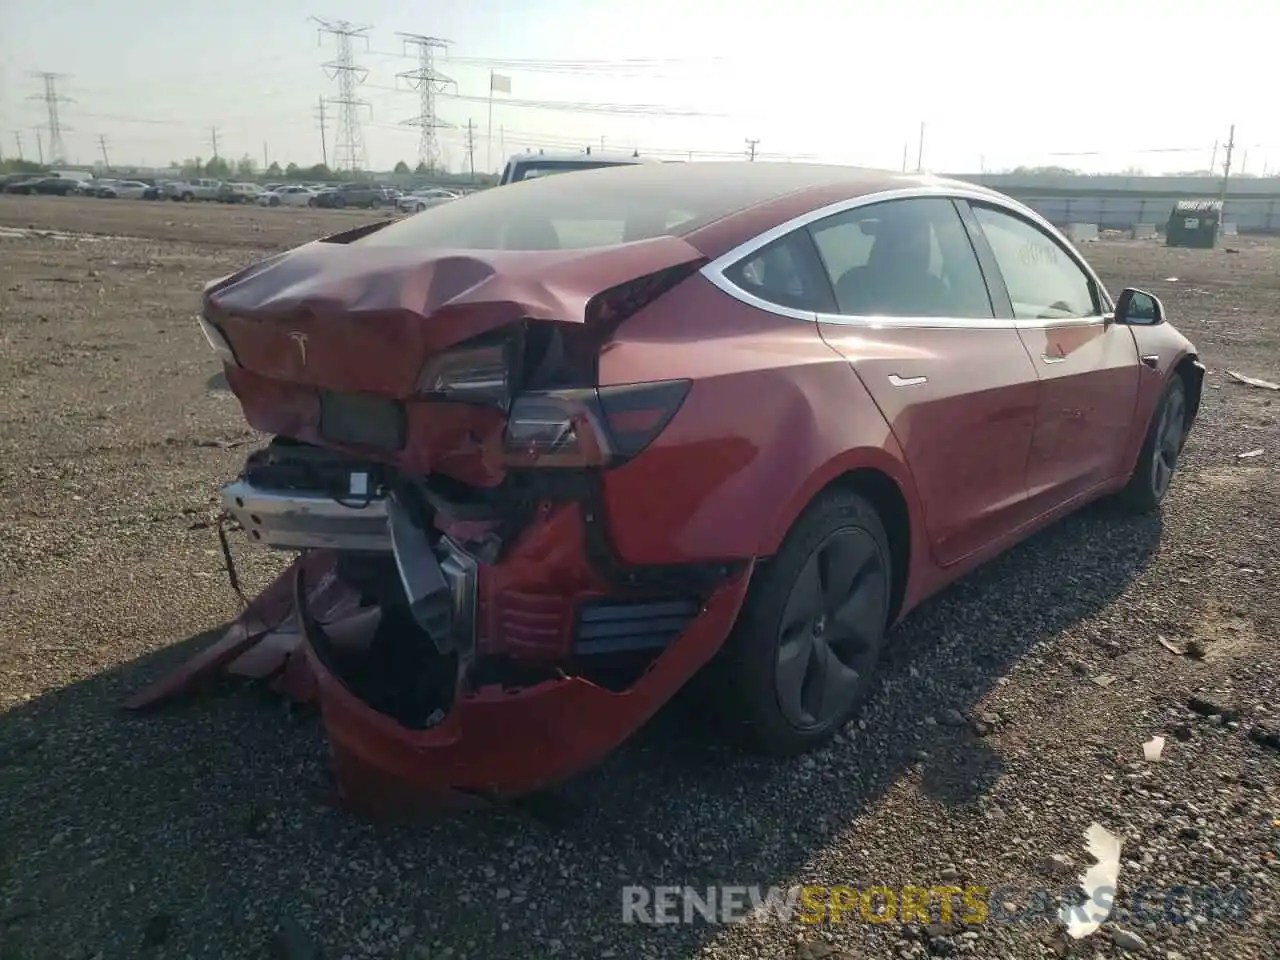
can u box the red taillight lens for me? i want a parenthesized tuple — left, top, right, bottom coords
(415, 340, 512, 408)
(503, 380, 690, 468)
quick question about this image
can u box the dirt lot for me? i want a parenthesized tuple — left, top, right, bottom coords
(0, 194, 1277, 960)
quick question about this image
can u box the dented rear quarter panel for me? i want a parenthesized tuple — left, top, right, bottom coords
(596, 275, 932, 610)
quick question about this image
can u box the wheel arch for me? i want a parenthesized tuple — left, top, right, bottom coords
(760, 448, 923, 628)
(1173, 351, 1204, 432)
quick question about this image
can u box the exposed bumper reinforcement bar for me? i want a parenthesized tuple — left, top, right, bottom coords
(221, 479, 391, 552)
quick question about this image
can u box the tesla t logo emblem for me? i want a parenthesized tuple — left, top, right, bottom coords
(289, 332, 308, 366)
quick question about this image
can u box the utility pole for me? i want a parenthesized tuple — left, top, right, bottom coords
(312, 16, 373, 172)
(396, 32, 454, 174)
(916, 121, 926, 173)
(14, 131, 24, 161)
(1210, 139, 1218, 173)
(901, 142, 908, 172)
(1216, 124, 1236, 236)
(263, 141, 269, 169)
(465, 118, 476, 182)
(209, 126, 220, 160)
(34, 128, 44, 166)
(315, 97, 329, 168)
(28, 72, 72, 165)
(745, 138, 759, 161)
(98, 134, 110, 169)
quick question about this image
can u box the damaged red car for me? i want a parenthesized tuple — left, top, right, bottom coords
(131, 162, 1203, 813)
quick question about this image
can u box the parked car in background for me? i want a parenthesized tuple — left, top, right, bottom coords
(164, 178, 223, 202)
(98, 180, 152, 200)
(395, 187, 459, 214)
(497, 150, 653, 185)
(3, 176, 85, 196)
(310, 182, 387, 209)
(258, 185, 318, 208)
(218, 182, 263, 204)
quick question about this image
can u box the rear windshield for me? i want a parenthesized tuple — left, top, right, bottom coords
(357, 165, 748, 252)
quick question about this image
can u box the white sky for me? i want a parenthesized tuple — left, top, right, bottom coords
(0, 0, 1274, 175)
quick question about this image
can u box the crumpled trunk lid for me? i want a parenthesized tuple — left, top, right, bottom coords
(204, 231, 705, 399)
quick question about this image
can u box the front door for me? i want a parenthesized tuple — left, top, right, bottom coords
(964, 202, 1141, 512)
(807, 197, 1040, 567)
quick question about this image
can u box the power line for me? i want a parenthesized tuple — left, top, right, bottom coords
(311, 16, 373, 172)
(395, 33, 454, 174)
(28, 72, 73, 164)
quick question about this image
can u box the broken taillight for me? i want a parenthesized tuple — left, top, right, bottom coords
(502, 380, 690, 468)
(414, 339, 514, 409)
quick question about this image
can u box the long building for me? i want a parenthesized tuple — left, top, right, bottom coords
(949, 172, 1280, 232)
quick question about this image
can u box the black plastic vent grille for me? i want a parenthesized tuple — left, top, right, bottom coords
(572, 597, 699, 657)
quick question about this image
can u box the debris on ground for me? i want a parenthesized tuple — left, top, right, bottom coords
(1226, 370, 1280, 390)
(1060, 823, 1122, 939)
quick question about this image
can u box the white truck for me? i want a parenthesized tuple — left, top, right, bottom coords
(163, 178, 223, 202)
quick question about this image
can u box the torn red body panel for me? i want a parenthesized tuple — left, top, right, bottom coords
(130, 548, 753, 814)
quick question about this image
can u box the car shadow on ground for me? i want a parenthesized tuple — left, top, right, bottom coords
(0, 500, 1163, 957)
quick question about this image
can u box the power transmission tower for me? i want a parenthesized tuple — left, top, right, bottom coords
(311, 16, 372, 172)
(28, 72, 72, 164)
(209, 127, 220, 160)
(315, 97, 329, 168)
(13, 131, 23, 161)
(396, 33, 454, 174)
(33, 128, 44, 165)
(98, 134, 110, 169)
(745, 138, 759, 161)
(465, 119, 475, 181)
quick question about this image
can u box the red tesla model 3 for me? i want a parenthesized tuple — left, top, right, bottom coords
(134, 162, 1203, 813)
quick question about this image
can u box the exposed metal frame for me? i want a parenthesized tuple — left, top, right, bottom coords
(700, 184, 1115, 332)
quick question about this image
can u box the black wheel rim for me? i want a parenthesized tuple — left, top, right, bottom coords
(774, 528, 888, 730)
(1152, 388, 1186, 497)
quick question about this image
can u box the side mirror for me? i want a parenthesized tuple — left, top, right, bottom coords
(1114, 287, 1164, 326)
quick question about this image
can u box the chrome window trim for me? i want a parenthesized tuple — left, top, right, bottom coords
(700, 184, 1115, 332)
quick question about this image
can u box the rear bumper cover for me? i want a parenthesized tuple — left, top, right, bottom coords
(127, 517, 753, 814)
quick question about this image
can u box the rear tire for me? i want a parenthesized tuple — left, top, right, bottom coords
(1119, 376, 1187, 513)
(712, 489, 893, 756)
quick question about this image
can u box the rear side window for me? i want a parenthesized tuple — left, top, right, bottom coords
(722, 230, 836, 313)
(808, 198, 995, 319)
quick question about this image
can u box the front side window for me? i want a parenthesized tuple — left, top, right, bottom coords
(971, 204, 1097, 320)
(808, 197, 995, 319)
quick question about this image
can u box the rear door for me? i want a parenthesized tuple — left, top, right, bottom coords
(963, 201, 1140, 512)
(807, 196, 1040, 566)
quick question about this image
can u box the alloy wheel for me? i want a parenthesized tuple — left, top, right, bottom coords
(774, 528, 888, 730)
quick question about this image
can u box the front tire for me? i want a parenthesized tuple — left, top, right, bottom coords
(714, 489, 893, 756)
(1119, 376, 1188, 513)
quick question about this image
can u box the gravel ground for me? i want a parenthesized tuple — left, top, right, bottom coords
(0, 195, 1276, 960)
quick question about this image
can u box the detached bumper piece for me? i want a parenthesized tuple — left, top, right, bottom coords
(129, 470, 754, 816)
